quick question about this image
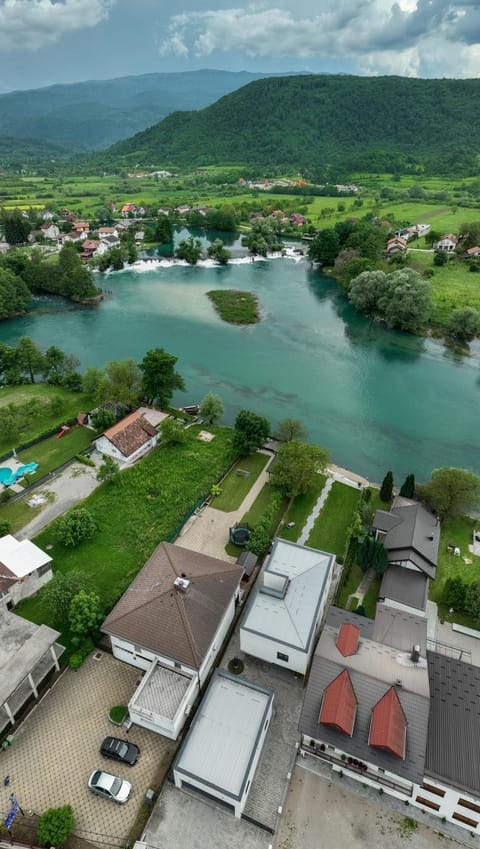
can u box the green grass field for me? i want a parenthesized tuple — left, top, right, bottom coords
(278, 473, 327, 542)
(0, 385, 93, 455)
(407, 251, 480, 325)
(16, 425, 236, 648)
(17, 425, 94, 482)
(212, 452, 269, 511)
(306, 482, 361, 556)
(225, 480, 288, 556)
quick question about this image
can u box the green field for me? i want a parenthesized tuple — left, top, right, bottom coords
(16, 426, 235, 648)
(278, 473, 327, 542)
(407, 250, 480, 326)
(212, 452, 269, 511)
(207, 290, 260, 325)
(0, 385, 93, 455)
(17, 425, 94, 482)
(306, 482, 361, 557)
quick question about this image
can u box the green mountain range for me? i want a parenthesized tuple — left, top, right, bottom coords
(108, 74, 480, 174)
(0, 69, 276, 150)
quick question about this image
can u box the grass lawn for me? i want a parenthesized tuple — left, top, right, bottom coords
(0, 495, 45, 534)
(278, 473, 327, 542)
(429, 516, 480, 606)
(336, 562, 364, 609)
(363, 574, 382, 618)
(207, 290, 259, 324)
(306, 482, 361, 557)
(225, 481, 288, 556)
(407, 250, 480, 326)
(16, 426, 236, 647)
(366, 486, 387, 516)
(0, 384, 94, 456)
(17, 425, 94, 483)
(212, 452, 270, 511)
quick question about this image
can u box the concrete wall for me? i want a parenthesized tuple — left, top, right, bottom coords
(109, 635, 196, 677)
(198, 596, 236, 686)
(241, 629, 308, 674)
(128, 671, 198, 740)
(1, 565, 52, 608)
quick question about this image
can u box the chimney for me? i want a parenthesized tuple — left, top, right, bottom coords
(174, 577, 191, 593)
(411, 645, 420, 663)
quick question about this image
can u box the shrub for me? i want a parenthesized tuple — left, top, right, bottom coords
(75, 453, 95, 467)
(37, 805, 75, 847)
(68, 637, 94, 669)
(109, 705, 128, 724)
(0, 519, 11, 536)
(55, 507, 97, 547)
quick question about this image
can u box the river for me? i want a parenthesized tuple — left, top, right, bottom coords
(0, 242, 478, 482)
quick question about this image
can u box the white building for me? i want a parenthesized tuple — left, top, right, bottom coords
(240, 539, 335, 675)
(173, 669, 273, 817)
(95, 411, 158, 465)
(433, 234, 458, 252)
(0, 535, 52, 609)
(101, 542, 243, 739)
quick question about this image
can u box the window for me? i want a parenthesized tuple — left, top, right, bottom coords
(277, 652, 289, 662)
(421, 783, 445, 798)
(37, 563, 51, 577)
(459, 799, 480, 814)
(415, 796, 440, 811)
(174, 661, 181, 669)
(453, 812, 479, 828)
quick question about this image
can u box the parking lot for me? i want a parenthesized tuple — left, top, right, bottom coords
(1, 653, 175, 845)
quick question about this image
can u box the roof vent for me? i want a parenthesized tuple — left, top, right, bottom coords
(427, 535, 434, 541)
(174, 577, 191, 593)
(395, 679, 403, 687)
(411, 645, 420, 663)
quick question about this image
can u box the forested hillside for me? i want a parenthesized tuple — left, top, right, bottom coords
(0, 70, 275, 150)
(109, 75, 480, 175)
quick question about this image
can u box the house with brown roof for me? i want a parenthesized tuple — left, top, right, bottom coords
(386, 236, 407, 256)
(95, 411, 158, 464)
(101, 541, 242, 739)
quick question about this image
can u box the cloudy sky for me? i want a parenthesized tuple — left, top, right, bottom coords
(0, 0, 479, 92)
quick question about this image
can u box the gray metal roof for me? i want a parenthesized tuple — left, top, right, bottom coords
(299, 652, 430, 785)
(373, 502, 440, 579)
(237, 551, 258, 576)
(379, 566, 428, 612)
(373, 604, 428, 655)
(426, 652, 480, 797)
(174, 670, 273, 800)
(241, 539, 334, 653)
(326, 606, 375, 640)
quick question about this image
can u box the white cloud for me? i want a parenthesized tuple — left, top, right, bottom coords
(158, 1, 480, 77)
(0, 0, 116, 52)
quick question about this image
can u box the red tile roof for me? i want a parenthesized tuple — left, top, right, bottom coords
(369, 686, 407, 759)
(336, 623, 360, 656)
(103, 411, 157, 458)
(319, 669, 357, 736)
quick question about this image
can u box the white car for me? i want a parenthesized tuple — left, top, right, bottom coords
(88, 769, 132, 804)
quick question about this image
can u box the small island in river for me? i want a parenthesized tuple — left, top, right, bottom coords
(207, 289, 260, 325)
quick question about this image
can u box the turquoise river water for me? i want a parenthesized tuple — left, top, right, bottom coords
(0, 250, 478, 482)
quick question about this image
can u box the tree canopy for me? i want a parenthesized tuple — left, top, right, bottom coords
(348, 268, 431, 332)
(199, 392, 224, 424)
(270, 441, 330, 499)
(421, 467, 480, 520)
(233, 409, 270, 456)
(140, 347, 185, 407)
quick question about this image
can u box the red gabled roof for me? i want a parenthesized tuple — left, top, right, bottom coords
(319, 669, 357, 736)
(336, 623, 360, 657)
(369, 686, 407, 759)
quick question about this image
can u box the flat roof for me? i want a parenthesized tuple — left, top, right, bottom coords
(0, 614, 62, 705)
(174, 670, 273, 800)
(241, 539, 334, 653)
(130, 662, 192, 720)
(379, 566, 428, 612)
(0, 535, 51, 578)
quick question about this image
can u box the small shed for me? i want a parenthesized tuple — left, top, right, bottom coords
(236, 550, 258, 581)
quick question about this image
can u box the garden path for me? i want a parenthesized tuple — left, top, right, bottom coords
(177, 451, 274, 561)
(298, 476, 333, 545)
(346, 568, 375, 608)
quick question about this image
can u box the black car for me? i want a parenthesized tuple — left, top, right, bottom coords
(100, 736, 140, 766)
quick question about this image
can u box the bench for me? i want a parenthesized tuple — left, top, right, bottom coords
(452, 623, 480, 640)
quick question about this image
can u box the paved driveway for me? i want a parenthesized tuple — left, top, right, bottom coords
(1, 653, 175, 845)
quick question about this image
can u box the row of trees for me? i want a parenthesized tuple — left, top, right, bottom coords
(82, 347, 185, 410)
(0, 337, 81, 387)
(348, 268, 431, 333)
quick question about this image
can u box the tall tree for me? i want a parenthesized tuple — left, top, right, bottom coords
(270, 441, 330, 499)
(380, 470, 394, 503)
(140, 348, 185, 407)
(421, 467, 480, 520)
(233, 410, 270, 456)
(175, 236, 202, 265)
(101, 359, 143, 407)
(399, 474, 415, 499)
(446, 307, 480, 343)
(308, 228, 340, 265)
(199, 392, 224, 424)
(275, 417, 307, 442)
(3, 211, 31, 245)
(69, 590, 103, 645)
(15, 336, 45, 383)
